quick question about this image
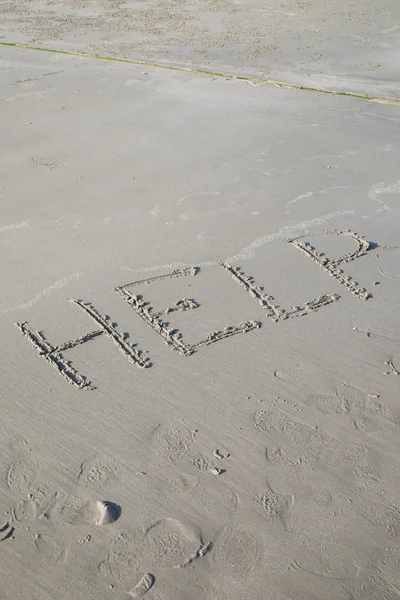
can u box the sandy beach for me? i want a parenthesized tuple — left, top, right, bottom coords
(1, 1, 400, 598)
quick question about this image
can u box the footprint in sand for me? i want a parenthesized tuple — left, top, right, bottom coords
(192, 454, 225, 475)
(99, 530, 145, 584)
(77, 455, 117, 490)
(211, 525, 259, 578)
(335, 381, 367, 413)
(12, 482, 59, 522)
(304, 478, 333, 508)
(303, 393, 344, 415)
(256, 483, 294, 530)
(34, 532, 67, 565)
(289, 542, 359, 580)
(265, 444, 303, 481)
(360, 547, 400, 588)
(128, 573, 155, 599)
(154, 421, 196, 464)
(12, 498, 37, 522)
(361, 491, 400, 538)
(304, 381, 367, 416)
(71, 499, 120, 526)
(255, 407, 312, 446)
(33, 484, 59, 519)
(254, 407, 367, 471)
(348, 571, 400, 600)
(299, 382, 376, 434)
(192, 455, 212, 472)
(29, 483, 57, 514)
(273, 366, 327, 391)
(192, 447, 230, 475)
(166, 473, 199, 497)
(6, 457, 60, 524)
(55, 495, 120, 526)
(143, 518, 203, 568)
(308, 429, 367, 468)
(100, 518, 206, 586)
(6, 458, 39, 493)
(12, 472, 117, 531)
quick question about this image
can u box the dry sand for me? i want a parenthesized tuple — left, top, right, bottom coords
(1, 4, 400, 599)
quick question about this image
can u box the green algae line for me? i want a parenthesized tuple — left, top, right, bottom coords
(1, 41, 399, 106)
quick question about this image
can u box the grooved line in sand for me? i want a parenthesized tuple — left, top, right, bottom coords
(221, 230, 371, 317)
(115, 267, 260, 356)
(16, 321, 95, 389)
(17, 300, 150, 389)
(220, 262, 339, 322)
(1, 42, 400, 106)
(71, 299, 151, 367)
(291, 230, 371, 300)
(120, 266, 198, 287)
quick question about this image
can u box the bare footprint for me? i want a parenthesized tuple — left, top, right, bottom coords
(6, 458, 38, 493)
(128, 573, 155, 599)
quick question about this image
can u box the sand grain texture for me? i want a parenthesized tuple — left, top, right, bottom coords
(1, 11, 400, 598)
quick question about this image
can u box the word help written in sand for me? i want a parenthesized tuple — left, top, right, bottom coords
(16, 230, 372, 389)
